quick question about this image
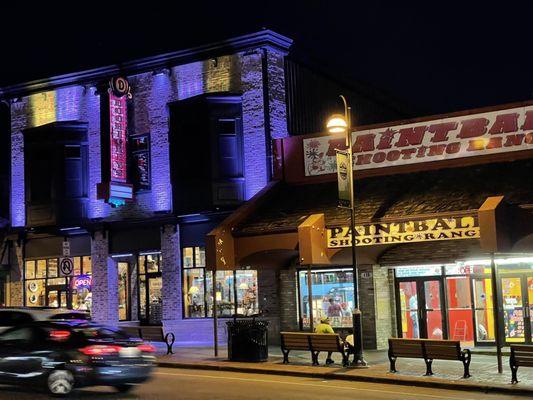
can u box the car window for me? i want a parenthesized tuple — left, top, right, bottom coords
(49, 312, 89, 320)
(0, 311, 34, 326)
(0, 327, 36, 344)
(80, 327, 130, 341)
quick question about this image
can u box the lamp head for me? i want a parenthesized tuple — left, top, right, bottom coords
(326, 114, 348, 134)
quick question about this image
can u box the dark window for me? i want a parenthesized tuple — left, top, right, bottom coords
(0, 311, 34, 326)
(0, 326, 36, 344)
(29, 152, 53, 202)
(217, 118, 242, 178)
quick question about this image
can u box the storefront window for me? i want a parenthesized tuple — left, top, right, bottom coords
(24, 257, 92, 310)
(48, 259, 58, 278)
(212, 271, 235, 317)
(298, 268, 354, 329)
(118, 262, 129, 321)
(182, 247, 259, 318)
(236, 270, 259, 316)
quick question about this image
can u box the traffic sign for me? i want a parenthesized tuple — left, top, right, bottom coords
(59, 257, 74, 277)
(62, 240, 70, 256)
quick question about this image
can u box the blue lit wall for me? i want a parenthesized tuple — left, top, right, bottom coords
(9, 48, 289, 226)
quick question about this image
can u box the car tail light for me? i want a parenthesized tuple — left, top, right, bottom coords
(50, 330, 71, 341)
(79, 345, 122, 356)
(137, 344, 156, 353)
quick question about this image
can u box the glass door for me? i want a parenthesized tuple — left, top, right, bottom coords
(501, 276, 526, 343)
(397, 278, 445, 339)
(147, 275, 162, 325)
(528, 276, 533, 343)
(424, 280, 444, 339)
(472, 277, 495, 344)
(398, 281, 420, 338)
(500, 274, 533, 344)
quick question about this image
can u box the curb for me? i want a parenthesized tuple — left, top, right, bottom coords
(156, 361, 533, 396)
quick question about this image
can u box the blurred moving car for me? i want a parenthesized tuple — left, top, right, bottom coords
(0, 321, 155, 395)
(0, 308, 90, 332)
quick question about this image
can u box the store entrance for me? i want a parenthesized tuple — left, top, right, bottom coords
(46, 284, 68, 308)
(500, 274, 533, 344)
(396, 278, 446, 339)
(139, 273, 162, 325)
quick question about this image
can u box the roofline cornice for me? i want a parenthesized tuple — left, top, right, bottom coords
(0, 30, 292, 100)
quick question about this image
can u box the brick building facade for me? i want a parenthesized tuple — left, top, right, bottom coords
(0, 30, 408, 346)
(207, 101, 533, 349)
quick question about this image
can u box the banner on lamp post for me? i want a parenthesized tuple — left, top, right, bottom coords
(336, 150, 352, 209)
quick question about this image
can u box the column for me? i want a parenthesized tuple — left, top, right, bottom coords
(257, 268, 280, 343)
(90, 231, 119, 325)
(279, 267, 299, 331)
(358, 264, 377, 350)
(9, 241, 24, 306)
(373, 265, 395, 350)
(160, 224, 181, 331)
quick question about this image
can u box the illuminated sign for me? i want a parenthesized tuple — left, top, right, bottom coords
(327, 216, 480, 248)
(109, 92, 127, 182)
(72, 275, 92, 290)
(304, 105, 533, 176)
(98, 77, 133, 207)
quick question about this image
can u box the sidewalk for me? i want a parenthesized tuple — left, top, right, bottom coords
(155, 344, 533, 395)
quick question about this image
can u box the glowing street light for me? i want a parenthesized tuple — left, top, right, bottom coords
(327, 95, 366, 366)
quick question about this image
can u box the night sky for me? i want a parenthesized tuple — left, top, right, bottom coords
(2, 1, 532, 116)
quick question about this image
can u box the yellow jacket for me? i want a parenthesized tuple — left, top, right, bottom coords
(314, 323, 335, 334)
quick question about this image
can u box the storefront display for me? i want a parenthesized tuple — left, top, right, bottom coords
(394, 257, 533, 346)
(182, 246, 259, 318)
(24, 256, 92, 310)
(298, 268, 354, 328)
(118, 262, 129, 321)
(138, 253, 162, 325)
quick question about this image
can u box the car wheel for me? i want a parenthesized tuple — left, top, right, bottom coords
(115, 384, 135, 393)
(47, 370, 74, 396)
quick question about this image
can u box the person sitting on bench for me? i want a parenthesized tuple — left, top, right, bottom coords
(314, 316, 335, 364)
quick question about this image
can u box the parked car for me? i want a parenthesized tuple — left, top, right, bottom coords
(0, 308, 90, 332)
(0, 320, 155, 395)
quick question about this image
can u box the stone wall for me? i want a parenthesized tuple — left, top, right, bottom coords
(279, 267, 299, 332)
(161, 225, 182, 325)
(90, 231, 119, 325)
(9, 49, 289, 226)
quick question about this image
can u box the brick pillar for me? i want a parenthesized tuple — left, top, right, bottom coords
(258, 268, 280, 343)
(128, 255, 139, 321)
(373, 265, 394, 349)
(91, 231, 119, 325)
(358, 264, 377, 350)
(9, 241, 24, 306)
(160, 225, 181, 332)
(279, 267, 299, 331)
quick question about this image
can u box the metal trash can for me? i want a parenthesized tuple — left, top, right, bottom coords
(226, 317, 269, 362)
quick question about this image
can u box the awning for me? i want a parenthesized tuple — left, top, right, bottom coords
(206, 158, 533, 270)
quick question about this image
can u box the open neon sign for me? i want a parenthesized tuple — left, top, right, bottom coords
(72, 275, 92, 290)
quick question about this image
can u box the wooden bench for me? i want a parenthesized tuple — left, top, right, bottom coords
(510, 344, 533, 384)
(388, 338, 471, 378)
(280, 332, 348, 366)
(120, 325, 176, 355)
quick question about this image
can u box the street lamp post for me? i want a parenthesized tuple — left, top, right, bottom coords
(327, 95, 366, 366)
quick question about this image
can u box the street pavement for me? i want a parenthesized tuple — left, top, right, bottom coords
(0, 367, 527, 399)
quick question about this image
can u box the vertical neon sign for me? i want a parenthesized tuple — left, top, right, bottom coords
(109, 92, 127, 183)
(97, 77, 134, 207)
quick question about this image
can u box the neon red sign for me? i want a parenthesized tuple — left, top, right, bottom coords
(72, 275, 92, 290)
(109, 92, 127, 183)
